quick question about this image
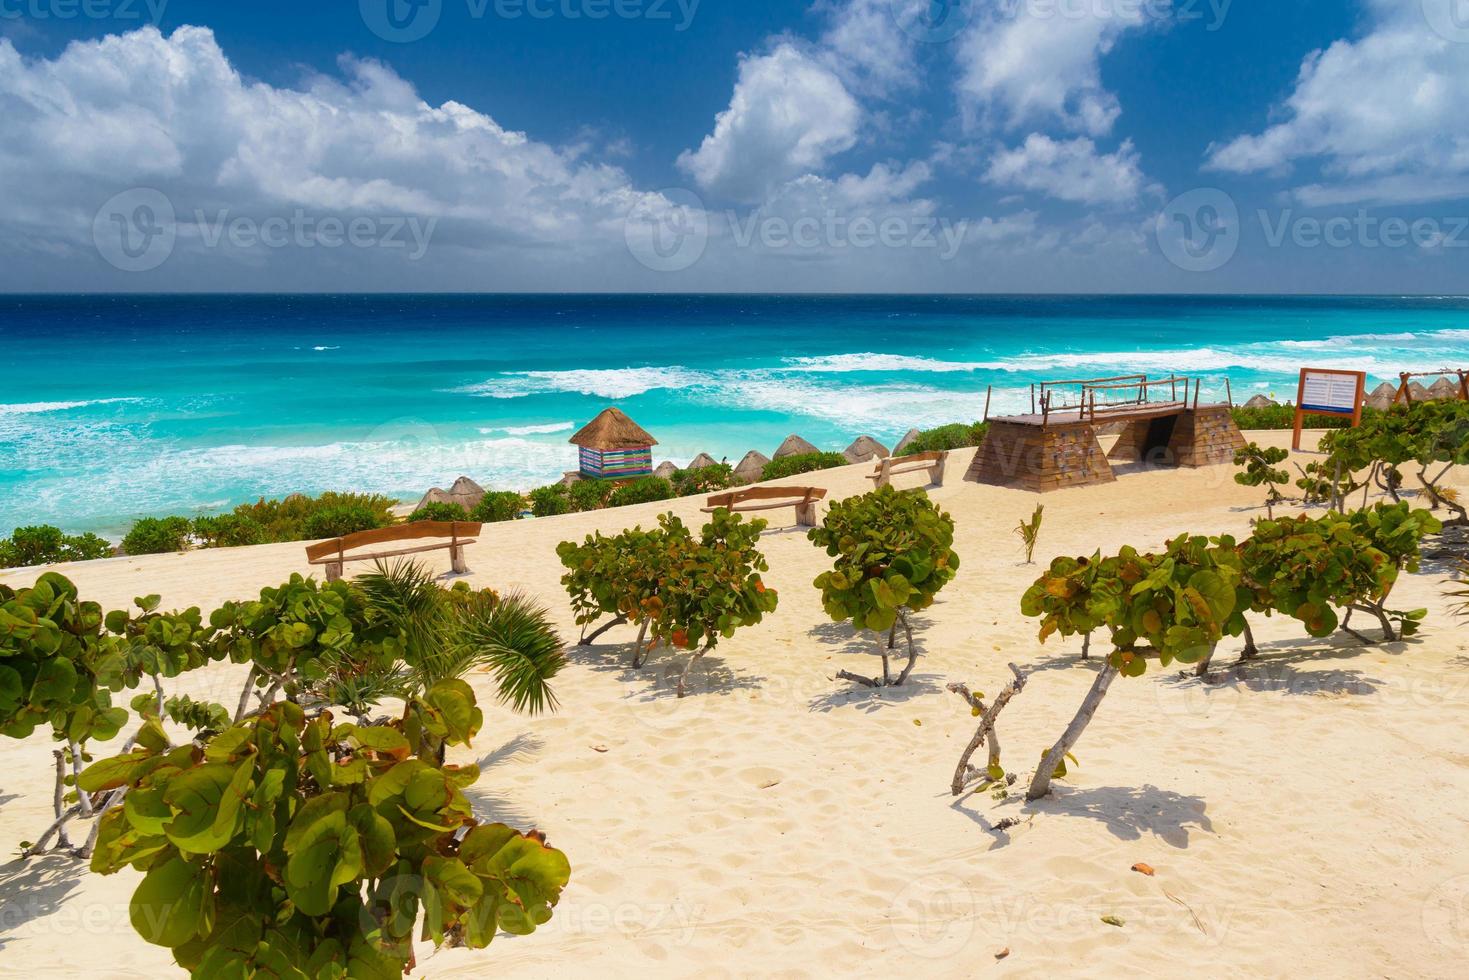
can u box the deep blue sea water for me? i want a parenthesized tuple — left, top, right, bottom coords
(3, 294, 1468, 538)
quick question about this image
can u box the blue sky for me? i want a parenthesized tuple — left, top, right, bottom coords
(1, 0, 1467, 292)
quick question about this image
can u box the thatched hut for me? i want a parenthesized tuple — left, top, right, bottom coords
(1428, 377, 1459, 401)
(569, 407, 657, 479)
(653, 461, 679, 481)
(686, 453, 718, 470)
(1366, 382, 1397, 411)
(1408, 382, 1433, 403)
(774, 434, 820, 459)
(843, 436, 890, 464)
(1242, 395, 1275, 409)
(893, 428, 922, 456)
(733, 451, 770, 484)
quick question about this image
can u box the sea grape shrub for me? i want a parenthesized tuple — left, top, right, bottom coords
(810, 487, 959, 687)
(897, 422, 990, 457)
(557, 517, 694, 657)
(1233, 443, 1291, 517)
(191, 514, 264, 549)
(121, 516, 193, 556)
(82, 690, 570, 980)
(1318, 401, 1469, 521)
(469, 491, 525, 523)
(671, 464, 737, 497)
(651, 509, 778, 697)
(233, 492, 397, 544)
(761, 452, 847, 482)
(302, 504, 387, 540)
(406, 502, 471, 524)
(1230, 404, 1366, 431)
(1021, 535, 1243, 799)
(1340, 502, 1441, 639)
(568, 479, 613, 513)
(0, 525, 114, 568)
(607, 476, 676, 509)
(529, 485, 572, 517)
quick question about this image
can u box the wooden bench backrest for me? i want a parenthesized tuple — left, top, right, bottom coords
(706, 486, 829, 509)
(873, 450, 947, 471)
(305, 520, 484, 561)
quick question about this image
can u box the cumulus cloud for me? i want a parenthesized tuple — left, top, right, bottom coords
(0, 26, 644, 285)
(985, 135, 1151, 205)
(1206, 0, 1469, 205)
(676, 43, 862, 204)
(956, 0, 1159, 136)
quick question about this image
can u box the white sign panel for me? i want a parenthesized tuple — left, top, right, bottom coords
(1300, 372, 1359, 414)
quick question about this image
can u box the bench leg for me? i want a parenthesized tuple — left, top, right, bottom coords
(931, 458, 947, 486)
(450, 545, 470, 576)
(795, 502, 819, 527)
(325, 562, 343, 583)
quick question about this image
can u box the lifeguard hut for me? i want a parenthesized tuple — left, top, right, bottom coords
(569, 407, 657, 479)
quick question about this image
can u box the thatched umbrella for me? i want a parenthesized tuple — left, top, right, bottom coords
(653, 461, 679, 481)
(447, 476, 485, 511)
(893, 428, 922, 455)
(843, 436, 890, 464)
(733, 451, 771, 484)
(415, 488, 455, 511)
(1242, 395, 1275, 409)
(1365, 382, 1397, 411)
(686, 453, 718, 470)
(1428, 377, 1459, 400)
(569, 407, 657, 478)
(774, 434, 820, 459)
(1408, 382, 1433, 403)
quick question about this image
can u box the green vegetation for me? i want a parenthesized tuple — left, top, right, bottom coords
(670, 463, 737, 497)
(607, 476, 677, 508)
(1015, 504, 1044, 564)
(231, 492, 398, 542)
(406, 501, 471, 524)
(810, 487, 959, 688)
(469, 490, 525, 523)
(558, 511, 777, 694)
(1233, 443, 1291, 518)
(529, 485, 573, 517)
(1231, 403, 1368, 430)
(761, 452, 847, 481)
(121, 516, 193, 556)
(1317, 400, 1469, 524)
(896, 421, 989, 457)
(0, 525, 113, 568)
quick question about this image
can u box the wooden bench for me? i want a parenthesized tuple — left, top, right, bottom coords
(702, 486, 828, 527)
(304, 520, 483, 582)
(869, 450, 949, 489)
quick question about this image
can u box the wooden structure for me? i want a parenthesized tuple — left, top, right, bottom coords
(1292, 368, 1366, 450)
(1393, 369, 1469, 405)
(702, 486, 828, 527)
(305, 520, 482, 582)
(869, 450, 949, 489)
(569, 407, 657, 479)
(967, 375, 1244, 493)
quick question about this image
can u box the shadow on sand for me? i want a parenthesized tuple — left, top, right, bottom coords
(803, 617, 944, 711)
(0, 856, 88, 951)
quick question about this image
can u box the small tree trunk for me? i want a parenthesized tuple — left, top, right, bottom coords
(1027, 663, 1119, 801)
(234, 665, 259, 723)
(68, 741, 93, 817)
(52, 750, 73, 851)
(676, 643, 713, 699)
(948, 666, 1026, 796)
(630, 621, 651, 668)
(1081, 632, 1091, 661)
(893, 611, 919, 686)
(1239, 621, 1258, 661)
(580, 614, 628, 647)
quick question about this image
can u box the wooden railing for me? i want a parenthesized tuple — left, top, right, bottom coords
(1032, 375, 1235, 426)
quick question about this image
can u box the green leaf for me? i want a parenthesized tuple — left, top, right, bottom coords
(130, 856, 210, 948)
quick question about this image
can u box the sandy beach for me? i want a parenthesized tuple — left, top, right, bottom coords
(2, 428, 1468, 978)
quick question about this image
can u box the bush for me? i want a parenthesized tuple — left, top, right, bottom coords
(303, 504, 387, 539)
(809, 486, 959, 688)
(1233, 442, 1291, 517)
(897, 422, 989, 456)
(558, 518, 693, 655)
(761, 452, 847, 482)
(230, 491, 397, 544)
(568, 479, 613, 513)
(122, 516, 193, 556)
(1231, 404, 1366, 431)
(671, 463, 737, 497)
(406, 501, 470, 524)
(469, 490, 524, 523)
(529, 485, 572, 517)
(0, 525, 114, 567)
(191, 514, 263, 549)
(607, 476, 676, 508)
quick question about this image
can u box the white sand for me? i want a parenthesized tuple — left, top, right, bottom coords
(2, 429, 1468, 977)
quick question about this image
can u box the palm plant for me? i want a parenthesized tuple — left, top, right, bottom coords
(1450, 558, 1469, 621)
(312, 560, 564, 720)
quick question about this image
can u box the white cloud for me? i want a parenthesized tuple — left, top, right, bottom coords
(955, 0, 1159, 136)
(0, 26, 644, 282)
(676, 43, 862, 204)
(985, 134, 1151, 205)
(1207, 1, 1469, 205)
(819, 0, 923, 96)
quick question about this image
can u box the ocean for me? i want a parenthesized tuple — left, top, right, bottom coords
(3, 294, 1468, 538)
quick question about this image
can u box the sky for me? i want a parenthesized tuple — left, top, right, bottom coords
(0, 0, 1467, 293)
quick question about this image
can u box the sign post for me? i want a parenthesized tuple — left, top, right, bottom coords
(1292, 368, 1366, 451)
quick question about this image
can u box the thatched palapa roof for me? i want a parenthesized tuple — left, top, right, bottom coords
(570, 407, 658, 450)
(893, 428, 922, 456)
(1242, 395, 1275, 409)
(733, 451, 770, 484)
(416, 476, 484, 514)
(774, 434, 820, 459)
(653, 461, 679, 481)
(686, 453, 719, 470)
(843, 436, 890, 464)
(1428, 378, 1459, 400)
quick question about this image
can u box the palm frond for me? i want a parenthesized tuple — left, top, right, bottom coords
(451, 591, 565, 715)
(355, 559, 450, 678)
(1449, 558, 1469, 620)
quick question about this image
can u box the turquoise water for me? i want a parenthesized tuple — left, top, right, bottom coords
(3, 294, 1468, 538)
